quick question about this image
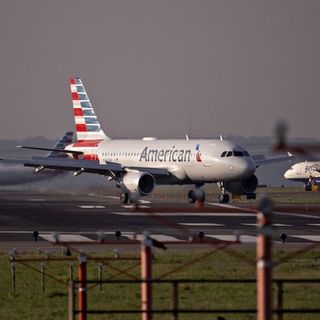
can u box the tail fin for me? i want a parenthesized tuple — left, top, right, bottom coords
(70, 77, 110, 142)
(47, 131, 73, 158)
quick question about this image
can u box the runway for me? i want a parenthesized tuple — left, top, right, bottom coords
(1, 190, 320, 251)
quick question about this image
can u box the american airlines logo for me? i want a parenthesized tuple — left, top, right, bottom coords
(140, 146, 192, 162)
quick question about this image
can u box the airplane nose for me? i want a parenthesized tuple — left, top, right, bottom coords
(231, 159, 255, 179)
(284, 170, 289, 179)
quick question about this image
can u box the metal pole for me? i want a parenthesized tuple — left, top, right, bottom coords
(69, 281, 75, 320)
(78, 254, 87, 320)
(172, 281, 179, 320)
(69, 263, 74, 282)
(40, 262, 45, 293)
(257, 196, 273, 320)
(276, 281, 283, 320)
(141, 231, 152, 320)
(98, 263, 103, 291)
(11, 262, 16, 293)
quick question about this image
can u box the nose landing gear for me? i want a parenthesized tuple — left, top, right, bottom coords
(217, 181, 230, 204)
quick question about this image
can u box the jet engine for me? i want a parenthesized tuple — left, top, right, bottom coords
(120, 171, 155, 196)
(225, 175, 258, 195)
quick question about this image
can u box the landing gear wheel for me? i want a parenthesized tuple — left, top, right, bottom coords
(187, 190, 196, 203)
(219, 194, 229, 204)
(188, 189, 205, 204)
(120, 192, 129, 204)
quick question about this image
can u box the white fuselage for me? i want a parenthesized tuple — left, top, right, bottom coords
(67, 138, 256, 184)
(284, 161, 320, 182)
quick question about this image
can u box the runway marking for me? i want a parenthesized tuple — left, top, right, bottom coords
(125, 234, 184, 242)
(290, 235, 320, 242)
(206, 234, 257, 243)
(307, 224, 320, 227)
(26, 198, 46, 202)
(111, 212, 255, 216)
(121, 205, 151, 209)
(207, 203, 257, 213)
(242, 223, 293, 227)
(274, 211, 320, 219)
(179, 223, 225, 227)
(88, 194, 118, 199)
(40, 234, 94, 242)
(78, 205, 106, 209)
(139, 200, 152, 204)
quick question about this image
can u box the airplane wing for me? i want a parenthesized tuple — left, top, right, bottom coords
(0, 157, 169, 176)
(252, 152, 294, 167)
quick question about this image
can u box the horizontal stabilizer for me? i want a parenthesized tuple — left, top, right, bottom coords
(17, 146, 83, 156)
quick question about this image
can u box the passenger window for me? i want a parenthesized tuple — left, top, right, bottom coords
(221, 151, 227, 157)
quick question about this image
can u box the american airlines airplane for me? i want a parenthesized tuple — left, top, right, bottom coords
(284, 161, 320, 191)
(0, 132, 72, 186)
(0, 78, 292, 204)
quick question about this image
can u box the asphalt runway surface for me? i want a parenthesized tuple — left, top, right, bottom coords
(1, 190, 320, 252)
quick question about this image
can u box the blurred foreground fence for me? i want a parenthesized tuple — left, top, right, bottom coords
(69, 278, 320, 320)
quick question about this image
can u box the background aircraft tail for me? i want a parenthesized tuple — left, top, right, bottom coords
(70, 77, 110, 142)
(47, 131, 73, 158)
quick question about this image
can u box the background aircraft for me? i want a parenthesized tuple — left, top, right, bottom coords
(284, 161, 320, 191)
(0, 78, 292, 204)
(0, 132, 72, 186)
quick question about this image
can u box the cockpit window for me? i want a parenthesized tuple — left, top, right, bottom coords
(221, 151, 227, 157)
(233, 151, 244, 157)
(244, 151, 250, 157)
(226, 151, 232, 157)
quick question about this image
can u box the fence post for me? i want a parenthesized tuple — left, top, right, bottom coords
(98, 263, 103, 291)
(276, 281, 283, 320)
(257, 196, 273, 320)
(172, 281, 179, 320)
(141, 231, 152, 320)
(69, 263, 74, 282)
(40, 262, 45, 293)
(69, 280, 75, 320)
(78, 254, 87, 320)
(11, 262, 16, 293)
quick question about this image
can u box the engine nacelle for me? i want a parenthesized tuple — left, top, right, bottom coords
(120, 172, 155, 196)
(225, 175, 258, 195)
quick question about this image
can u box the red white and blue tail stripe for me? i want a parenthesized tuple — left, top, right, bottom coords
(70, 77, 110, 142)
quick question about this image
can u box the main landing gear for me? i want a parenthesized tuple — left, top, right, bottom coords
(187, 186, 206, 204)
(217, 181, 230, 204)
(120, 192, 129, 204)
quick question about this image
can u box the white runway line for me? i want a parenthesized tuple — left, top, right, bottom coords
(179, 223, 225, 227)
(111, 212, 255, 216)
(274, 211, 320, 219)
(290, 235, 320, 242)
(242, 223, 293, 227)
(207, 203, 256, 212)
(121, 205, 151, 209)
(88, 194, 119, 199)
(206, 234, 257, 243)
(40, 234, 94, 242)
(307, 224, 320, 227)
(78, 205, 106, 209)
(125, 234, 184, 242)
(26, 198, 46, 202)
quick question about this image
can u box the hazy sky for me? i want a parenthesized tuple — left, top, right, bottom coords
(0, 0, 319, 140)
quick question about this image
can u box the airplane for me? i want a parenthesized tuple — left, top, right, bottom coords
(0, 132, 73, 186)
(284, 161, 320, 191)
(0, 77, 293, 204)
